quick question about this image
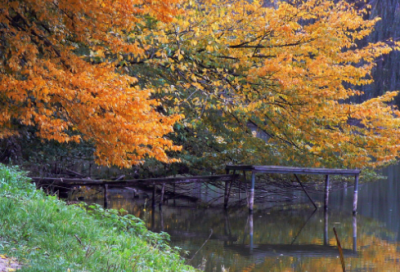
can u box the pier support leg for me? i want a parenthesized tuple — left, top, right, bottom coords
(103, 184, 109, 209)
(239, 178, 241, 200)
(249, 172, 255, 213)
(152, 183, 156, 207)
(243, 171, 249, 206)
(353, 174, 359, 215)
(224, 170, 235, 210)
(224, 180, 229, 210)
(324, 175, 330, 211)
(173, 183, 176, 206)
(160, 183, 165, 209)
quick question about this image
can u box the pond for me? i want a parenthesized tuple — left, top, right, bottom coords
(77, 164, 400, 271)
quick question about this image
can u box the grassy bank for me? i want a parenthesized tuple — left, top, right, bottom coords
(0, 164, 195, 271)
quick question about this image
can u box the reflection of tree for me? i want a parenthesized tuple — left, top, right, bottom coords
(247, 234, 400, 272)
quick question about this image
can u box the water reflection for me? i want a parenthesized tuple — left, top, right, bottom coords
(76, 164, 400, 271)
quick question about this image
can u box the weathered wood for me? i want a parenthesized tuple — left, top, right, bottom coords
(173, 182, 176, 206)
(353, 175, 359, 215)
(224, 180, 229, 210)
(333, 227, 346, 272)
(160, 183, 165, 207)
(243, 170, 249, 206)
(324, 175, 330, 211)
(294, 174, 317, 210)
(226, 165, 360, 176)
(224, 170, 236, 209)
(224, 169, 229, 209)
(152, 183, 156, 207)
(249, 172, 255, 213)
(31, 174, 238, 187)
(103, 184, 109, 209)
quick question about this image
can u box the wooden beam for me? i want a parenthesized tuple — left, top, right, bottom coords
(226, 165, 360, 176)
(31, 174, 239, 187)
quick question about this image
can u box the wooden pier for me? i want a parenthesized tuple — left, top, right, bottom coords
(32, 165, 361, 214)
(31, 174, 238, 209)
(226, 165, 361, 214)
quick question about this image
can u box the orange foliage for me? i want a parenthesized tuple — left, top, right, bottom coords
(0, 0, 182, 167)
(153, 0, 400, 168)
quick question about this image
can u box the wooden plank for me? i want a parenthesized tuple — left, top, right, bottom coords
(226, 165, 360, 176)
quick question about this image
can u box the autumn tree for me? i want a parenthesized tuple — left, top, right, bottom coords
(0, 0, 182, 168)
(1, 0, 400, 172)
(127, 0, 400, 171)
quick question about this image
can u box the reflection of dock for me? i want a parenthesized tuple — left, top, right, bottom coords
(226, 243, 358, 258)
(236, 211, 358, 260)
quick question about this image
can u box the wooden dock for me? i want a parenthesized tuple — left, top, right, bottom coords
(32, 164, 361, 214)
(31, 174, 238, 208)
(226, 165, 361, 214)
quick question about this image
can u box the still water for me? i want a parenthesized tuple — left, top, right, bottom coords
(81, 165, 400, 271)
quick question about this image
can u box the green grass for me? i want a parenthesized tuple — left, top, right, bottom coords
(0, 164, 195, 271)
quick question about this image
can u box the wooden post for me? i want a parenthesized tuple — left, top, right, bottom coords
(173, 182, 176, 206)
(103, 184, 109, 209)
(243, 170, 249, 206)
(160, 183, 165, 208)
(224, 170, 235, 209)
(224, 169, 229, 209)
(353, 174, 359, 215)
(324, 175, 330, 211)
(238, 178, 242, 200)
(249, 172, 255, 213)
(224, 180, 229, 210)
(152, 183, 156, 207)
